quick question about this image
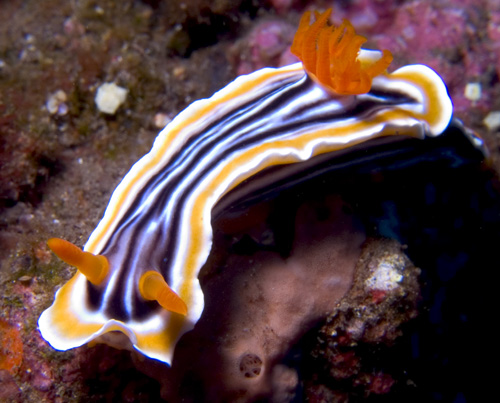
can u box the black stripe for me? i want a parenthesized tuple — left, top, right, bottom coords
(99, 71, 308, 318)
(97, 72, 421, 320)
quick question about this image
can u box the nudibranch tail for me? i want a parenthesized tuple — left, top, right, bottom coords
(139, 271, 188, 316)
(47, 238, 109, 285)
(291, 8, 393, 95)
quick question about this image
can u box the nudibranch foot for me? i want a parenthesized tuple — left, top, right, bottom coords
(47, 238, 109, 285)
(291, 8, 393, 95)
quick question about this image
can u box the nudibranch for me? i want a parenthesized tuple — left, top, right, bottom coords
(39, 9, 454, 364)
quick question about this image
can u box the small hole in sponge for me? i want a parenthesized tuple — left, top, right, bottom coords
(239, 354, 263, 378)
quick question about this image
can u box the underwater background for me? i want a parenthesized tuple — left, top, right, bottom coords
(1, 0, 499, 401)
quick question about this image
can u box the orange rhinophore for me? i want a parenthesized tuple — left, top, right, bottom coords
(47, 238, 109, 285)
(291, 9, 393, 95)
(139, 271, 188, 316)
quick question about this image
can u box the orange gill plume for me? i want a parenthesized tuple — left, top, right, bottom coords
(291, 9, 393, 95)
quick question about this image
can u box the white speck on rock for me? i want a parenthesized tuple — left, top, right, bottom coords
(95, 83, 128, 115)
(346, 319, 365, 339)
(483, 111, 500, 131)
(153, 112, 171, 129)
(464, 82, 481, 102)
(46, 90, 68, 115)
(365, 258, 404, 291)
(402, 26, 416, 40)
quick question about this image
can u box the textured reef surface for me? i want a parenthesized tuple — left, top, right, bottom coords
(1, 0, 500, 402)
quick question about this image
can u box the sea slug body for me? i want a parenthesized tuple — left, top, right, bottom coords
(39, 9, 455, 364)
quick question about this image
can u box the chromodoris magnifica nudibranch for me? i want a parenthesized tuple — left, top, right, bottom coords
(39, 9, 454, 364)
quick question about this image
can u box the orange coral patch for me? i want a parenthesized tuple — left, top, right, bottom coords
(0, 319, 23, 374)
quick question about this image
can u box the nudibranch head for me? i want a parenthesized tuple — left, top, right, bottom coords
(291, 9, 393, 95)
(46, 238, 187, 316)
